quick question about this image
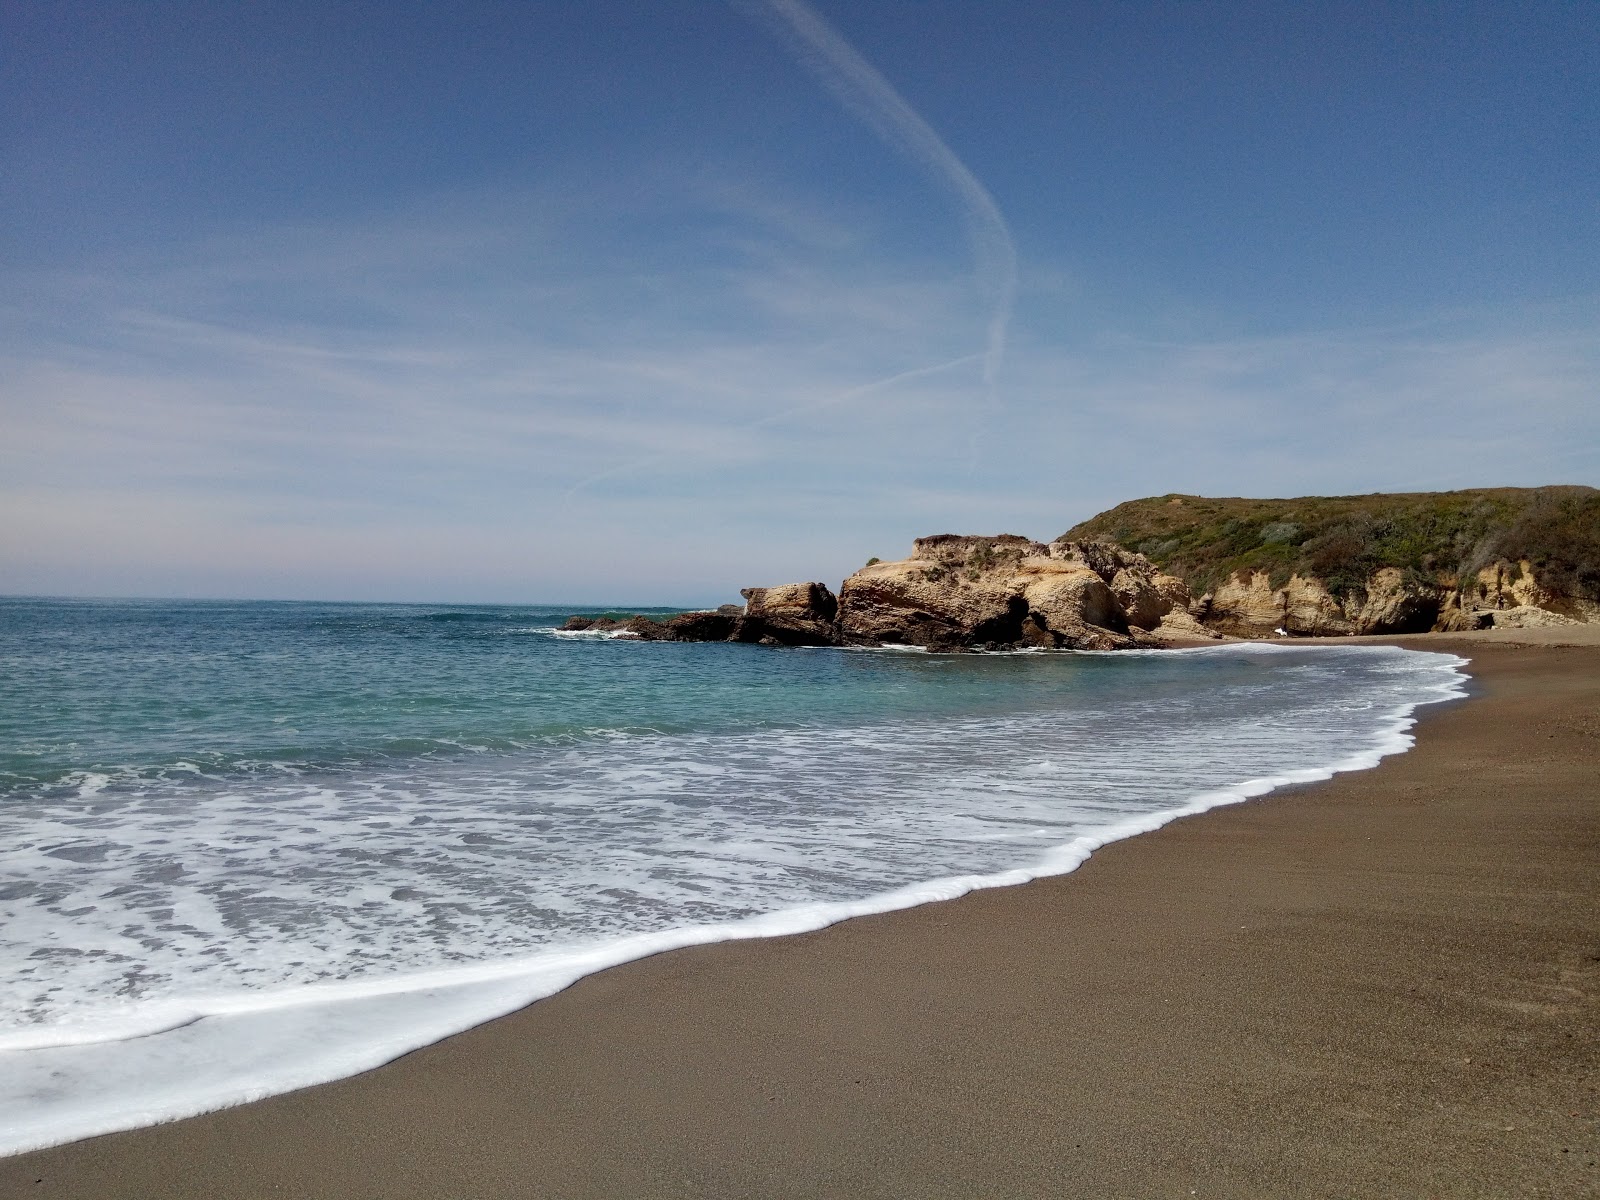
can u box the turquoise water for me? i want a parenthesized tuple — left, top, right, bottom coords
(0, 596, 1466, 1155)
(3, 597, 1231, 792)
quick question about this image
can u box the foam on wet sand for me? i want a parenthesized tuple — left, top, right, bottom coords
(3, 629, 1596, 1196)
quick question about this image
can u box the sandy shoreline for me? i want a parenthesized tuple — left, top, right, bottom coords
(4, 632, 1597, 1198)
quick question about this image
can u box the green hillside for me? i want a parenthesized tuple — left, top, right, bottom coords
(1061, 486, 1600, 603)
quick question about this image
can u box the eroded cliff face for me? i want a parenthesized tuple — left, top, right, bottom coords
(1199, 570, 1410, 637)
(1194, 558, 1592, 637)
(1063, 487, 1599, 637)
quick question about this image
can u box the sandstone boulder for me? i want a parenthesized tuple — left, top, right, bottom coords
(1484, 604, 1582, 629)
(837, 560, 1026, 649)
(1203, 574, 1313, 637)
(737, 583, 838, 646)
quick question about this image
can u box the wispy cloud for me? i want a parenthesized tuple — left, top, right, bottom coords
(0, 178, 1012, 597)
(994, 309, 1600, 529)
(2, 170, 1595, 602)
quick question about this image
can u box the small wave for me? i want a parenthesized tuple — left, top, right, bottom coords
(63, 771, 113, 798)
(0, 642, 1468, 1158)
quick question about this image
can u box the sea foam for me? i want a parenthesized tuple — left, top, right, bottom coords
(0, 638, 1466, 1156)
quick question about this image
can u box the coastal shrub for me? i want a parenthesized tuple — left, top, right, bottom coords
(1138, 537, 1181, 559)
(1058, 486, 1597, 602)
(1469, 490, 1600, 601)
(1304, 524, 1379, 600)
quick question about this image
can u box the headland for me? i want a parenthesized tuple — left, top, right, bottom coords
(567, 485, 1600, 651)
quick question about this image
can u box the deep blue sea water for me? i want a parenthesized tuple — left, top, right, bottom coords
(0, 597, 1466, 1155)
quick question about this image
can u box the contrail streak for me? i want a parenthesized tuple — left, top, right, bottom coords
(567, 5, 1015, 505)
(738, 0, 1018, 390)
(748, 352, 983, 430)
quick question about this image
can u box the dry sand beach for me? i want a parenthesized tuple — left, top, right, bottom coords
(3, 628, 1596, 1199)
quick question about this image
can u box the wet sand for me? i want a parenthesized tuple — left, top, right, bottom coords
(4, 632, 1597, 1198)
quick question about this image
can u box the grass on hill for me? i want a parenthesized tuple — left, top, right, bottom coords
(1060, 486, 1600, 603)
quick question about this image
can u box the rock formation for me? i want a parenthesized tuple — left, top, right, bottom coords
(1066, 487, 1599, 637)
(559, 590, 840, 647)
(1195, 569, 1442, 638)
(562, 535, 1219, 652)
(1190, 557, 1597, 638)
(559, 487, 1597, 650)
(560, 608, 743, 642)
(737, 583, 838, 646)
(836, 534, 1212, 650)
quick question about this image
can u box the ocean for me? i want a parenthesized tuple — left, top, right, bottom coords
(0, 596, 1467, 1156)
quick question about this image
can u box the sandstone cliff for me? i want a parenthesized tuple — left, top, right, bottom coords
(1064, 486, 1599, 636)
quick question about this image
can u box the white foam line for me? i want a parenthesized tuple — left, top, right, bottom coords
(0, 647, 1468, 1159)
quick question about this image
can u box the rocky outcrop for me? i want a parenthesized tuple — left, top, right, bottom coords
(561, 489, 1598, 649)
(736, 583, 838, 646)
(1480, 604, 1583, 629)
(1456, 560, 1599, 627)
(559, 607, 744, 642)
(645, 609, 743, 641)
(836, 535, 1217, 651)
(1064, 487, 1599, 636)
(560, 588, 840, 647)
(1198, 570, 1456, 637)
(1192, 556, 1590, 637)
(558, 535, 1221, 653)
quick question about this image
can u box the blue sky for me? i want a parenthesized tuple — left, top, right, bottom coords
(3, 0, 1596, 603)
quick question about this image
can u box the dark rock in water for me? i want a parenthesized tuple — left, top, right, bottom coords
(660, 610, 741, 641)
(560, 589, 839, 647)
(623, 615, 667, 640)
(736, 583, 838, 646)
(559, 616, 626, 632)
(617, 611, 741, 642)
